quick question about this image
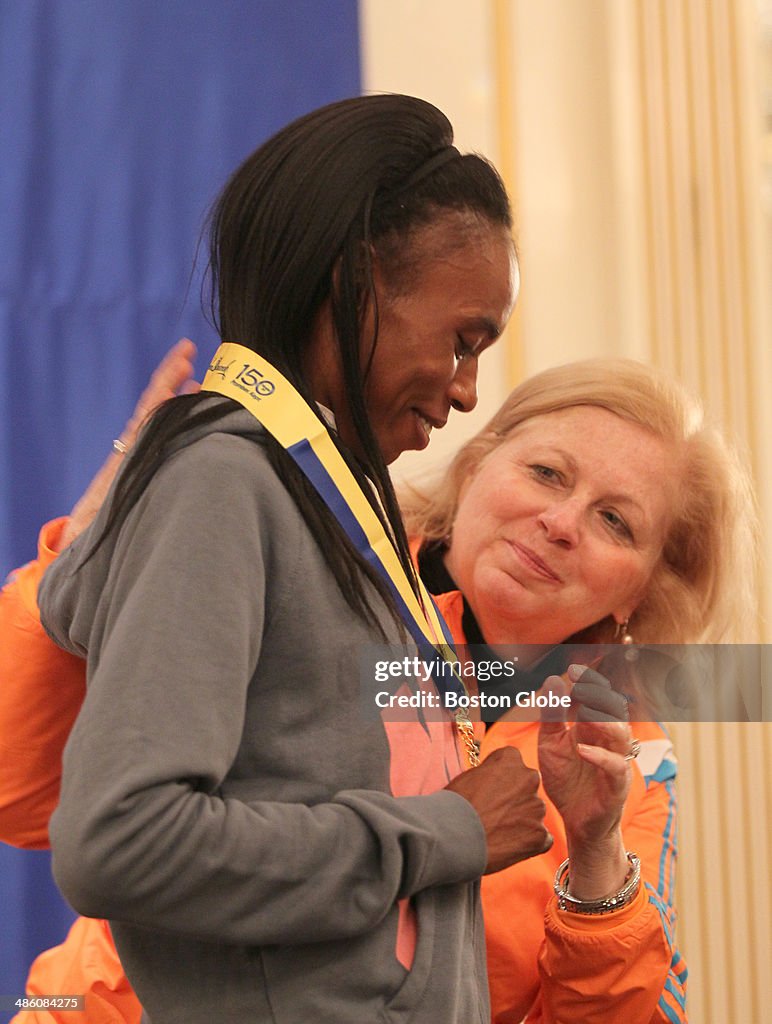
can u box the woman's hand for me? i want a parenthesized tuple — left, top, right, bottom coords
(538, 666, 634, 898)
(445, 745, 553, 874)
(59, 339, 199, 550)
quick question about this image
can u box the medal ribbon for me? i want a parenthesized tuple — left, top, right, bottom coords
(202, 343, 479, 767)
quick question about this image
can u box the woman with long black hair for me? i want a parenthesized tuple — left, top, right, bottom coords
(37, 95, 545, 1024)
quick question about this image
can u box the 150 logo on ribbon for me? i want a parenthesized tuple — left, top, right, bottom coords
(233, 363, 276, 398)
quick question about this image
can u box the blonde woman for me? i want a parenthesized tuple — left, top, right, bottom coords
(405, 358, 756, 1023)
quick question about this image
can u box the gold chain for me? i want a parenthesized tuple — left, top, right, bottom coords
(455, 712, 481, 769)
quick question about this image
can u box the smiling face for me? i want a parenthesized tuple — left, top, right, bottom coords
(362, 218, 518, 464)
(443, 406, 679, 647)
(307, 215, 518, 465)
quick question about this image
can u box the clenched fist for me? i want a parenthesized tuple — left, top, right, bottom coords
(445, 746, 552, 874)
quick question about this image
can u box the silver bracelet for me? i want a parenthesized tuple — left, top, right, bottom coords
(554, 851, 641, 915)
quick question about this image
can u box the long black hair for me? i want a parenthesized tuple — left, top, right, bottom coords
(89, 94, 512, 633)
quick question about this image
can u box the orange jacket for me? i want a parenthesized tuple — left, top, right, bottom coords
(1, 527, 686, 1024)
(0, 520, 85, 849)
(0, 522, 143, 1024)
(20, 918, 141, 1024)
(437, 589, 687, 1024)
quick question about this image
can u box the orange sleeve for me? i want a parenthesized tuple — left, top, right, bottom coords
(480, 721, 687, 1024)
(2, 522, 142, 1024)
(532, 724, 687, 1024)
(11, 917, 142, 1024)
(0, 519, 88, 848)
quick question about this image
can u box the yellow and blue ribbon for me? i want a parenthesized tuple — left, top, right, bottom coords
(202, 343, 477, 761)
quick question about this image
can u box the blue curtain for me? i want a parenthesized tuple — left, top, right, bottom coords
(0, 0, 360, 1008)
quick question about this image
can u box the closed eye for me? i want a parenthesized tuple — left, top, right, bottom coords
(454, 335, 479, 363)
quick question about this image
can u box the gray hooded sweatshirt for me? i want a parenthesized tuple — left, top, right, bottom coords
(39, 408, 489, 1024)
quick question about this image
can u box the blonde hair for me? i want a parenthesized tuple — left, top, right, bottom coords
(402, 359, 758, 643)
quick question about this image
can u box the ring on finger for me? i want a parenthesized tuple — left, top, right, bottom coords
(623, 738, 641, 761)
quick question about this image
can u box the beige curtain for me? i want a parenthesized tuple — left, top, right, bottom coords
(497, 2, 772, 1019)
